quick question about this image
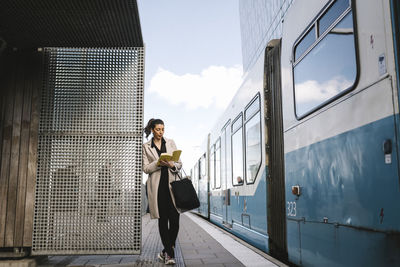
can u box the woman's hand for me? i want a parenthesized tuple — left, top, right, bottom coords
(159, 160, 175, 168)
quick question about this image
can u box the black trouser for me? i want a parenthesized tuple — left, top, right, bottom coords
(158, 188, 180, 258)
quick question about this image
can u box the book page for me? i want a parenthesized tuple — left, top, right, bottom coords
(171, 150, 182, 162)
(157, 150, 181, 165)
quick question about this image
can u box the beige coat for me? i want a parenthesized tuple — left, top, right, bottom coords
(142, 137, 182, 219)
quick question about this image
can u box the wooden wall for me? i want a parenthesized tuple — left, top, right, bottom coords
(0, 49, 42, 248)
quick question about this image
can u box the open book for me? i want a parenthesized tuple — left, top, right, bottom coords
(157, 150, 182, 166)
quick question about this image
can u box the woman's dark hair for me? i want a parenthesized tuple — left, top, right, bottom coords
(144, 118, 164, 138)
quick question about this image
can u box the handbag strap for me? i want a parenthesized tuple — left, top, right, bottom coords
(174, 167, 187, 181)
(181, 168, 188, 177)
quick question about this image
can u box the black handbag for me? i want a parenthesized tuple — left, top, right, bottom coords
(170, 169, 200, 211)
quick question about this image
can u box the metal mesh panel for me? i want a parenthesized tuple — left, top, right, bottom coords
(32, 47, 144, 255)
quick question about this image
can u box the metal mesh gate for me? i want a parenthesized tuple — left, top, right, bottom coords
(32, 47, 144, 255)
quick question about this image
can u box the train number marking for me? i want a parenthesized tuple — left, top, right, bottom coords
(287, 201, 297, 217)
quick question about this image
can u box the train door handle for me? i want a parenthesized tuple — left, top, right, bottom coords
(383, 139, 392, 154)
(383, 139, 392, 164)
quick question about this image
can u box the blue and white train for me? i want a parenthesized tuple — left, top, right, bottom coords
(190, 0, 400, 266)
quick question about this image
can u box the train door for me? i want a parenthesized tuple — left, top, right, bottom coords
(193, 162, 199, 209)
(264, 40, 288, 261)
(198, 153, 208, 217)
(221, 121, 232, 227)
(391, 0, 400, 165)
(206, 134, 211, 219)
(210, 138, 223, 224)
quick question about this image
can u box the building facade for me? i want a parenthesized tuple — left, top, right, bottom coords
(239, 0, 294, 73)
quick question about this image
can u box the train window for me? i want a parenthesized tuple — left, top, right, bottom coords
(245, 113, 262, 184)
(232, 114, 244, 186)
(220, 120, 231, 188)
(221, 129, 226, 187)
(245, 95, 260, 120)
(193, 163, 198, 191)
(210, 145, 215, 189)
(318, 0, 349, 35)
(232, 115, 242, 133)
(200, 154, 206, 178)
(294, 26, 316, 61)
(225, 122, 232, 187)
(293, 0, 356, 118)
(195, 163, 198, 181)
(215, 138, 221, 189)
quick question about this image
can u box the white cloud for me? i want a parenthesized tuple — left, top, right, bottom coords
(296, 76, 353, 103)
(148, 65, 243, 110)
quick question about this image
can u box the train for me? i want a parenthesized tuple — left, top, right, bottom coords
(189, 0, 400, 266)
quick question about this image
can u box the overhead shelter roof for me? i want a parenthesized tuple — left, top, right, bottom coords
(0, 0, 143, 48)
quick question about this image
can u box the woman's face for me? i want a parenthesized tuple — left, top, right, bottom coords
(152, 124, 164, 140)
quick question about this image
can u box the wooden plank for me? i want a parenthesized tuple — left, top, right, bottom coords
(0, 55, 6, 183)
(0, 53, 16, 248)
(23, 52, 42, 246)
(0, 64, 6, 194)
(5, 52, 24, 247)
(14, 54, 33, 246)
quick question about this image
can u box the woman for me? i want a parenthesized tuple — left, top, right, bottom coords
(142, 118, 182, 265)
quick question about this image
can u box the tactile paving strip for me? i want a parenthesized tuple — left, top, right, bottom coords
(32, 47, 144, 255)
(36, 214, 185, 266)
(135, 215, 184, 266)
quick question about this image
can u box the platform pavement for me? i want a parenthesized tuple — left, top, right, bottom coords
(2, 212, 286, 267)
(183, 213, 284, 267)
(178, 213, 244, 267)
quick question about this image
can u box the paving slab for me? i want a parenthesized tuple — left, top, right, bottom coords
(1, 212, 286, 267)
(184, 213, 287, 267)
(0, 259, 36, 267)
(35, 214, 184, 267)
(178, 214, 244, 267)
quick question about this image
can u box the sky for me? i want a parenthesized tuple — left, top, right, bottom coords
(137, 0, 243, 174)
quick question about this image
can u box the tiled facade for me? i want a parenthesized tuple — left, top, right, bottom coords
(239, 0, 294, 72)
